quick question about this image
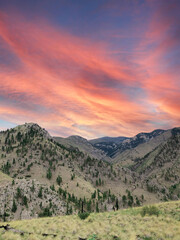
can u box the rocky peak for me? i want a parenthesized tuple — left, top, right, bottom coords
(15, 123, 52, 139)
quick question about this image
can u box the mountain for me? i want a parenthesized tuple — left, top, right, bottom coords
(54, 135, 111, 162)
(113, 129, 171, 166)
(89, 136, 128, 144)
(89, 136, 128, 157)
(0, 123, 180, 221)
(90, 129, 175, 166)
(130, 128, 180, 201)
(0, 123, 146, 220)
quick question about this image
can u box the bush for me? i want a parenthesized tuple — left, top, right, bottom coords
(78, 212, 90, 220)
(39, 207, 52, 217)
(88, 234, 97, 240)
(141, 205, 159, 217)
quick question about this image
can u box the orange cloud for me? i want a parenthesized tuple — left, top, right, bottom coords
(135, 0, 180, 126)
(0, 8, 179, 138)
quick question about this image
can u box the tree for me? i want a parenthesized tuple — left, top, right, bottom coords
(38, 187, 43, 198)
(56, 175, 62, 185)
(46, 168, 52, 179)
(96, 202, 99, 213)
(50, 185, 55, 191)
(122, 195, 127, 205)
(96, 180, 98, 186)
(39, 207, 52, 217)
(104, 204, 107, 211)
(23, 196, 28, 208)
(16, 187, 21, 199)
(91, 190, 96, 199)
(115, 198, 119, 210)
(136, 197, 140, 206)
(31, 181, 35, 192)
(66, 202, 69, 215)
(12, 199, 17, 213)
(81, 201, 84, 213)
(87, 200, 92, 212)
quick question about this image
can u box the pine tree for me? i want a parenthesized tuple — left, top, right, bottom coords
(23, 196, 28, 208)
(115, 198, 119, 210)
(46, 168, 52, 179)
(56, 175, 62, 185)
(38, 187, 43, 198)
(12, 199, 17, 213)
(96, 202, 99, 213)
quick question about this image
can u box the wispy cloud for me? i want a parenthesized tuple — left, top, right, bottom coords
(0, 2, 179, 138)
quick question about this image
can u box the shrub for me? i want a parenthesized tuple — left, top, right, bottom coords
(88, 234, 97, 240)
(78, 212, 90, 220)
(141, 205, 159, 217)
(39, 207, 52, 217)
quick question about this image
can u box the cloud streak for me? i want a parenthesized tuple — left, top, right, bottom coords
(0, 1, 179, 138)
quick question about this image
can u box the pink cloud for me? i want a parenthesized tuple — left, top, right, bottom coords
(0, 8, 179, 138)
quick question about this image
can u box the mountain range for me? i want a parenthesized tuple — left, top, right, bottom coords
(0, 123, 179, 221)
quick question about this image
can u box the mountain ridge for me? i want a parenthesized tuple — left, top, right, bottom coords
(0, 122, 179, 221)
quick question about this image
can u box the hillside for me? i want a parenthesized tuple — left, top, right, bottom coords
(0, 123, 151, 221)
(113, 129, 172, 166)
(89, 136, 128, 157)
(0, 179, 67, 221)
(54, 135, 111, 162)
(0, 200, 179, 240)
(130, 128, 180, 201)
(90, 129, 170, 161)
(0, 123, 180, 221)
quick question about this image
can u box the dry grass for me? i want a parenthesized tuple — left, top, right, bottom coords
(0, 200, 179, 240)
(0, 171, 11, 185)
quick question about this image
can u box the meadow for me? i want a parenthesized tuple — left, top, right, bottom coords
(0, 200, 179, 240)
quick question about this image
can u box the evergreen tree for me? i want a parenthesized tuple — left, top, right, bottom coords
(115, 198, 119, 210)
(46, 168, 52, 179)
(38, 187, 43, 198)
(56, 175, 62, 185)
(96, 202, 99, 213)
(12, 199, 17, 213)
(23, 196, 28, 208)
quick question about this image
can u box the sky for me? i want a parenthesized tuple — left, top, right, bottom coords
(0, 0, 179, 139)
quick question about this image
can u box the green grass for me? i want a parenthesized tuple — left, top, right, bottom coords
(0, 201, 180, 240)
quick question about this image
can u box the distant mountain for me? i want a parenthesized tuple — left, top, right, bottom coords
(89, 136, 128, 157)
(90, 136, 128, 144)
(113, 129, 174, 167)
(54, 135, 111, 162)
(90, 129, 172, 162)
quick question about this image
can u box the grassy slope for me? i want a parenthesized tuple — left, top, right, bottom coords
(0, 171, 11, 185)
(0, 200, 179, 240)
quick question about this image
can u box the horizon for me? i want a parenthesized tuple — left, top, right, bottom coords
(0, 121, 179, 140)
(0, 0, 180, 138)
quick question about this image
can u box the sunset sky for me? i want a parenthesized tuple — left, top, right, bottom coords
(0, 0, 179, 139)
